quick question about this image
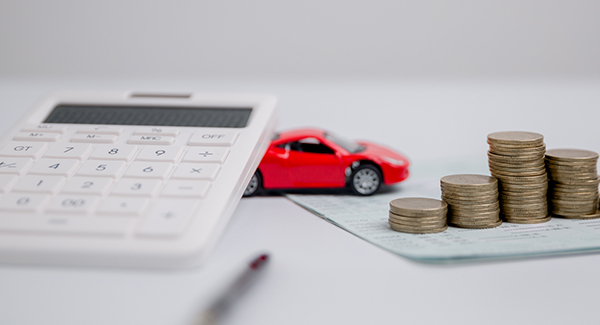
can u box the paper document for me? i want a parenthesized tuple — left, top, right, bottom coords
(286, 179, 600, 263)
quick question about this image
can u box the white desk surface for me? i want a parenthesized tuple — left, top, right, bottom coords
(0, 76, 599, 325)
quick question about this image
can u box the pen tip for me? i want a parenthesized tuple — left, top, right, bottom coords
(249, 254, 269, 270)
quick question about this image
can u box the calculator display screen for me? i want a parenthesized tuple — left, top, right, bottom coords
(43, 105, 252, 128)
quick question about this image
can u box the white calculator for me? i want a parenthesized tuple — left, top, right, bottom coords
(0, 91, 277, 268)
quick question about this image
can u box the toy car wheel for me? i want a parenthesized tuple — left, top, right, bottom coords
(350, 165, 381, 196)
(243, 171, 262, 197)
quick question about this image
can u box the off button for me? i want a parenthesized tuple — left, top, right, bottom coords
(188, 130, 238, 146)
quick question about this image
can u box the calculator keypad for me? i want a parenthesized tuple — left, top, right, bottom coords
(0, 124, 237, 237)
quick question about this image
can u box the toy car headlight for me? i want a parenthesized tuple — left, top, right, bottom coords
(383, 157, 406, 166)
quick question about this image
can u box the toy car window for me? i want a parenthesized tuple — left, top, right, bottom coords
(324, 133, 365, 153)
(293, 138, 335, 154)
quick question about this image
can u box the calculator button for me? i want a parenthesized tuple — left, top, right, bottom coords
(127, 135, 175, 145)
(183, 147, 229, 163)
(135, 146, 183, 162)
(45, 195, 100, 214)
(77, 126, 123, 135)
(136, 199, 199, 237)
(0, 193, 49, 212)
(13, 132, 61, 142)
(61, 177, 113, 195)
(133, 127, 179, 137)
(161, 180, 210, 197)
(188, 130, 238, 146)
(111, 178, 162, 196)
(0, 142, 48, 158)
(0, 216, 132, 236)
(0, 175, 18, 192)
(28, 158, 79, 176)
(97, 197, 150, 216)
(0, 158, 33, 175)
(77, 160, 126, 178)
(123, 162, 173, 179)
(44, 143, 92, 160)
(172, 163, 220, 180)
(21, 124, 68, 134)
(71, 134, 118, 144)
(90, 144, 138, 160)
(12, 175, 65, 194)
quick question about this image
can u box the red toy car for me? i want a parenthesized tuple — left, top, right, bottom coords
(244, 128, 409, 196)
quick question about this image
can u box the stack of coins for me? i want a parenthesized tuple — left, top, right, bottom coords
(546, 149, 600, 219)
(440, 174, 502, 229)
(487, 131, 550, 224)
(388, 197, 448, 234)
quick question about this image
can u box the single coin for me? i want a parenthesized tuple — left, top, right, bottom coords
(389, 218, 447, 228)
(487, 131, 544, 146)
(489, 146, 546, 156)
(546, 162, 597, 170)
(489, 160, 546, 169)
(491, 169, 547, 177)
(389, 197, 447, 216)
(489, 142, 546, 150)
(450, 211, 500, 219)
(389, 219, 447, 228)
(389, 223, 448, 234)
(449, 204, 501, 213)
(440, 174, 498, 187)
(488, 151, 545, 163)
(442, 196, 499, 205)
(450, 219, 503, 229)
(545, 149, 599, 161)
(553, 210, 600, 220)
(493, 174, 548, 184)
(388, 212, 446, 223)
(504, 215, 551, 224)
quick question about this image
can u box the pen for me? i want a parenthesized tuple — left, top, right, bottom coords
(194, 253, 270, 325)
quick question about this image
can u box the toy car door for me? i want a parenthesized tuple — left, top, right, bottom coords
(286, 137, 345, 187)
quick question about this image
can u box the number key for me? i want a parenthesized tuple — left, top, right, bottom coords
(77, 160, 126, 178)
(12, 175, 65, 193)
(111, 178, 162, 196)
(135, 146, 183, 162)
(44, 143, 92, 159)
(0, 193, 50, 212)
(62, 176, 113, 195)
(28, 158, 79, 176)
(90, 144, 138, 160)
(45, 195, 99, 214)
(123, 162, 173, 179)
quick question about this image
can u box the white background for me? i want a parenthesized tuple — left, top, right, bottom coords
(1, 1, 600, 324)
(1, 0, 599, 78)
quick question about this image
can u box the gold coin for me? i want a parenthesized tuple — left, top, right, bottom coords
(388, 211, 446, 222)
(488, 151, 544, 163)
(487, 131, 544, 146)
(489, 146, 546, 156)
(504, 215, 551, 224)
(491, 168, 547, 176)
(545, 148, 599, 161)
(493, 174, 548, 184)
(440, 174, 497, 187)
(442, 196, 499, 205)
(389, 223, 448, 234)
(553, 210, 600, 220)
(389, 197, 447, 216)
(450, 219, 503, 229)
(489, 160, 546, 169)
(389, 218, 447, 228)
(450, 210, 500, 219)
